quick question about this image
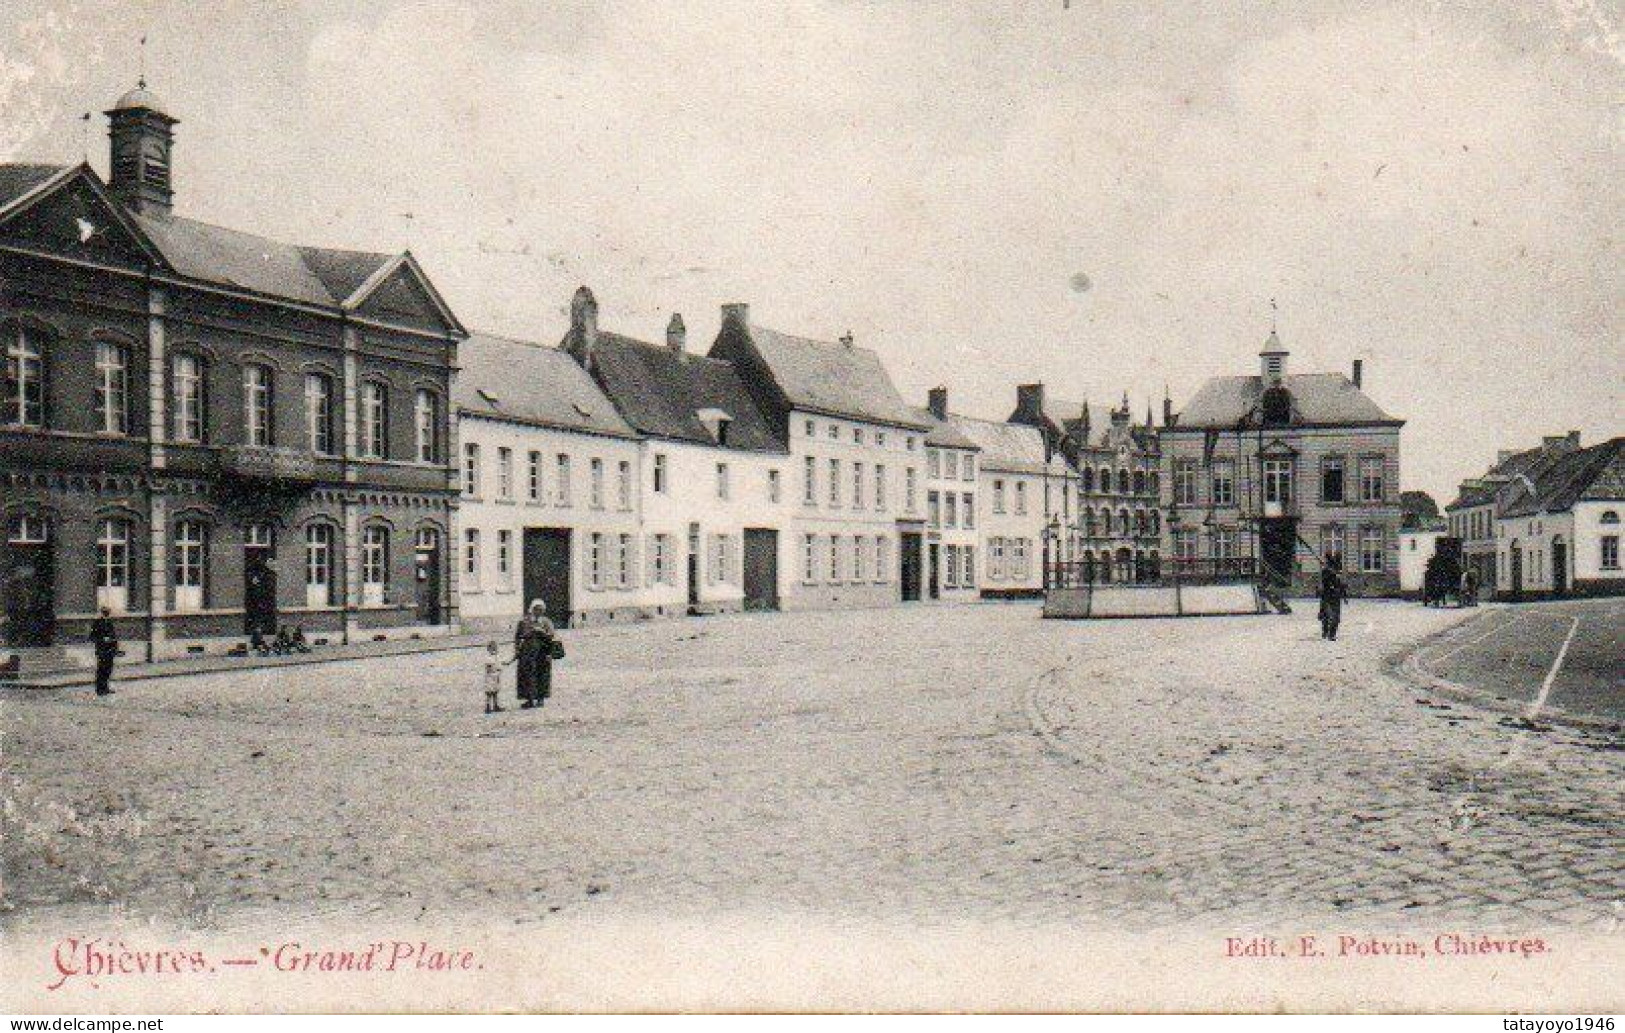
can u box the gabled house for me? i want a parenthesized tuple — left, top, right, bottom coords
(562, 288, 789, 615)
(1444, 433, 1581, 597)
(2, 84, 465, 662)
(453, 330, 642, 631)
(711, 305, 931, 608)
(1494, 437, 1624, 598)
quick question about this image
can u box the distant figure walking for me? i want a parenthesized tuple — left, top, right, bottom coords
(89, 606, 119, 696)
(513, 600, 559, 709)
(1318, 552, 1346, 641)
(1462, 567, 1481, 607)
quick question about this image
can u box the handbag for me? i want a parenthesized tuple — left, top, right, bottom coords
(548, 638, 566, 660)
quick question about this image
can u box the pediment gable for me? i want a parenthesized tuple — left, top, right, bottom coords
(349, 254, 464, 336)
(0, 167, 163, 270)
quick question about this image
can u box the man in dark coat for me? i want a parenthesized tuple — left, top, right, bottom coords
(1317, 552, 1346, 641)
(513, 600, 557, 709)
(89, 606, 119, 696)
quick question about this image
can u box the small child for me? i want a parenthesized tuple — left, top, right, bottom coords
(483, 641, 513, 714)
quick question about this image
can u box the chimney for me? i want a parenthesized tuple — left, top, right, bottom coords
(839, 331, 854, 350)
(1260, 330, 1287, 387)
(1568, 430, 1581, 446)
(569, 285, 599, 369)
(1352, 359, 1363, 389)
(666, 312, 686, 353)
(106, 83, 177, 215)
(720, 302, 749, 328)
(927, 386, 948, 421)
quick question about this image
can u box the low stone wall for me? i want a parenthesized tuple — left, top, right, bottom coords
(1044, 583, 1263, 619)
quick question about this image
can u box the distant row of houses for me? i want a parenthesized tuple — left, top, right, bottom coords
(1445, 433, 1625, 599)
(0, 81, 1506, 662)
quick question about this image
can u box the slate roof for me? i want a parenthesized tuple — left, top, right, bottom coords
(940, 415, 1060, 476)
(1173, 373, 1399, 429)
(1501, 438, 1625, 518)
(737, 325, 929, 430)
(913, 408, 981, 451)
(1445, 440, 1581, 512)
(1041, 398, 1116, 442)
(132, 211, 395, 308)
(566, 329, 783, 453)
(0, 163, 69, 210)
(0, 162, 431, 318)
(454, 333, 639, 440)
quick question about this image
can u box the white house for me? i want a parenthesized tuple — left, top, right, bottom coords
(711, 306, 932, 608)
(919, 388, 981, 602)
(1494, 437, 1624, 598)
(454, 332, 645, 632)
(935, 410, 1060, 598)
(562, 293, 791, 615)
(1398, 527, 1446, 596)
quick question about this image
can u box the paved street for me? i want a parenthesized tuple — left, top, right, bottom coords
(4, 601, 1621, 934)
(1410, 598, 1625, 724)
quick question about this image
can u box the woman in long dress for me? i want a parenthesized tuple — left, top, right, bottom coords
(513, 600, 557, 708)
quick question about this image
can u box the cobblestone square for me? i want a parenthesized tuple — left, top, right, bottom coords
(6, 600, 1620, 938)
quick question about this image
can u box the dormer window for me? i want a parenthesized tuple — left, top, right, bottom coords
(697, 408, 733, 446)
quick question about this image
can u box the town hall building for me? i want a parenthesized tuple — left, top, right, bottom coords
(1, 84, 465, 662)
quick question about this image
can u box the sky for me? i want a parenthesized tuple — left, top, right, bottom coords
(1, 0, 1620, 501)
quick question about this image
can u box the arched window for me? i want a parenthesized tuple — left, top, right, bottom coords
(1601, 511, 1620, 525)
(361, 382, 389, 459)
(361, 524, 390, 605)
(1118, 508, 1131, 537)
(173, 352, 205, 442)
(5, 323, 46, 427)
(305, 372, 335, 455)
(1133, 470, 1146, 495)
(1081, 468, 1094, 493)
(1117, 469, 1131, 494)
(96, 517, 131, 613)
(173, 520, 208, 611)
(243, 364, 273, 446)
(1083, 508, 1096, 538)
(95, 340, 130, 435)
(1099, 467, 1113, 494)
(305, 522, 336, 608)
(1150, 510, 1161, 535)
(414, 388, 441, 463)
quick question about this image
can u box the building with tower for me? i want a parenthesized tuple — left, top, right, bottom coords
(1159, 332, 1404, 597)
(1, 83, 465, 664)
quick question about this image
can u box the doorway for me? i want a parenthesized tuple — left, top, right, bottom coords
(1552, 538, 1567, 596)
(3, 515, 54, 647)
(1259, 518, 1297, 589)
(243, 522, 278, 637)
(927, 543, 941, 600)
(522, 527, 572, 623)
(742, 528, 779, 611)
(900, 532, 923, 602)
(415, 527, 442, 623)
(1509, 542, 1523, 599)
(687, 523, 702, 609)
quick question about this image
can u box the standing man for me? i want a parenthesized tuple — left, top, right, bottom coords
(1318, 552, 1346, 641)
(90, 606, 119, 697)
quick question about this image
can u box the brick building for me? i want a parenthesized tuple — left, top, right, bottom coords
(1, 85, 463, 661)
(1160, 333, 1404, 597)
